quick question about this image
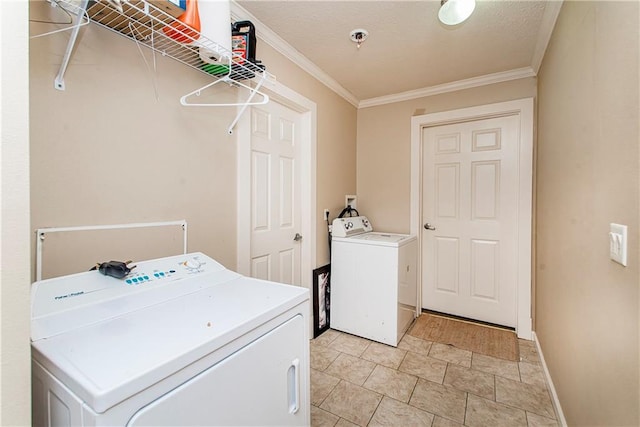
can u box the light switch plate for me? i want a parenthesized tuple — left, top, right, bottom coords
(609, 223, 628, 266)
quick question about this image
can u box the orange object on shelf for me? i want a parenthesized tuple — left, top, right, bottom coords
(162, 0, 200, 44)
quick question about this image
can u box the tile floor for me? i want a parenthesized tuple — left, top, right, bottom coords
(310, 328, 559, 427)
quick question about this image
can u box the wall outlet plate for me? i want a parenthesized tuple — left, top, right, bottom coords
(345, 195, 357, 209)
(609, 223, 628, 266)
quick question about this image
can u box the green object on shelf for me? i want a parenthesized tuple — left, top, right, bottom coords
(201, 63, 230, 76)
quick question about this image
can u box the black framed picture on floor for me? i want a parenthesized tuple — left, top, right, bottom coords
(312, 264, 331, 338)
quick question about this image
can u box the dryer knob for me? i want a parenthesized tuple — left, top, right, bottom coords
(185, 259, 201, 269)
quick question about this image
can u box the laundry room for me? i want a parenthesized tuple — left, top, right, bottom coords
(2, 1, 639, 426)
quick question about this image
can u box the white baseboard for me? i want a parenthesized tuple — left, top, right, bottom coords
(532, 331, 568, 426)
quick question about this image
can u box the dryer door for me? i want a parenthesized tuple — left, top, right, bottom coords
(127, 314, 308, 426)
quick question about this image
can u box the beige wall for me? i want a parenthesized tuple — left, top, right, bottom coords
(536, 1, 639, 425)
(1, 2, 32, 425)
(356, 78, 536, 233)
(30, 17, 241, 271)
(29, 5, 356, 275)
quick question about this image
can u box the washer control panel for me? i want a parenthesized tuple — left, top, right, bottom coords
(332, 216, 373, 237)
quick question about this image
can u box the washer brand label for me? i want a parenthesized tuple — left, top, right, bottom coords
(54, 291, 85, 300)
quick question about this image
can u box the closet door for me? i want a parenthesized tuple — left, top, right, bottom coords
(421, 114, 520, 327)
(249, 101, 303, 286)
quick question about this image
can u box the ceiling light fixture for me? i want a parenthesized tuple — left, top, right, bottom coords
(349, 29, 369, 49)
(438, 0, 476, 26)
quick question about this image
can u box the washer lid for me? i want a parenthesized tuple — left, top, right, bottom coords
(31, 270, 309, 414)
(349, 232, 416, 247)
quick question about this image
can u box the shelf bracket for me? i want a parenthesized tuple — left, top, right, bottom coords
(54, 0, 90, 91)
(180, 72, 269, 134)
(227, 73, 268, 134)
(30, 0, 91, 41)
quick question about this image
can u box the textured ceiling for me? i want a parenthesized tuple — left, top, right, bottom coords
(235, 0, 554, 102)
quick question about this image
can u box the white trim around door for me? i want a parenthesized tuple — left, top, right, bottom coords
(237, 80, 317, 291)
(410, 98, 534, 340)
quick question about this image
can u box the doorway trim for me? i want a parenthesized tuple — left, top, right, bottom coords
(410, 98, 533, 339)
(236, 80, 317, 291)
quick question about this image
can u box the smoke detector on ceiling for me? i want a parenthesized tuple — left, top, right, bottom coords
(349, 29, 369, 49)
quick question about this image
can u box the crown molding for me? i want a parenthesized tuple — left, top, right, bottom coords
(531, 0, 563, 73)
(358, 67, 537, 109)
(230, 1, 360, 107)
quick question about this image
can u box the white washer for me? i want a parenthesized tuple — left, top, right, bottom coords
(31, 252, 310, 427)
(330, 216, 417, 346)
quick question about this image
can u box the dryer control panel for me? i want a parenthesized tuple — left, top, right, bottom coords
(332, 216, 373, 238)
(31, 252, 241, 341)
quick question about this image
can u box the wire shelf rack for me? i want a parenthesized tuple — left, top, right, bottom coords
(39, 0, 273, 133)
(86, 0, 268, 82)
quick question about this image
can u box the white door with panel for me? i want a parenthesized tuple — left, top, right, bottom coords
(422, 115, 520, 327)
(250, 101, 302, 285)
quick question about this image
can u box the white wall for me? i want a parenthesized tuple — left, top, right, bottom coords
(1, 0, 32, 424)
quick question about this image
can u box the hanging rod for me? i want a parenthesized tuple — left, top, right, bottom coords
(35, 220, 188, 281)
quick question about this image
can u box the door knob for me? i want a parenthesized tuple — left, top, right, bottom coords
(423, 223, 436, 231)
(293, 233, 303, 241)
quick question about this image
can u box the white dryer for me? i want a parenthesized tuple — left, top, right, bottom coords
(330, 216, 417, 346)
(31, 252, 310, 426)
